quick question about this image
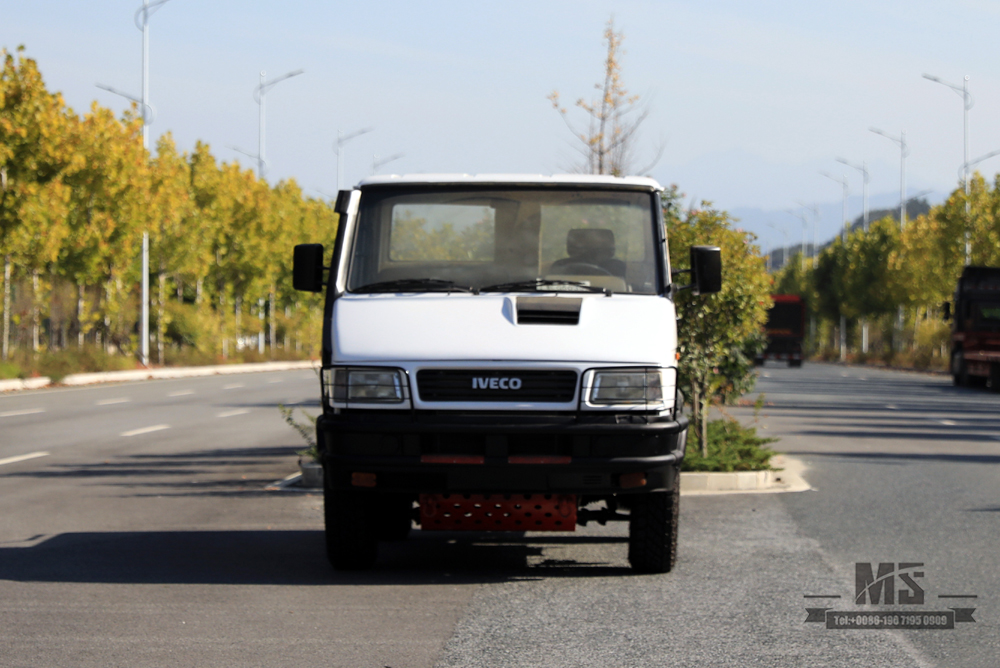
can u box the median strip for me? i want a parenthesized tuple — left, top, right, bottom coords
(0, 408, 45, 418)
(217, 409, 250, 418)
(0, 451, 50, 467)
(121, 424, 170, 437)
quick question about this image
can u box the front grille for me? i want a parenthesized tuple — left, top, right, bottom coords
(417, 369, 578, 402)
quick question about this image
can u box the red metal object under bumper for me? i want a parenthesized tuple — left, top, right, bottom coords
(419, 493, 577, 532)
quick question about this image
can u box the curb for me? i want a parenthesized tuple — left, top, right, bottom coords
(0, 360, 319, 393)
(680, 454, 811, 495)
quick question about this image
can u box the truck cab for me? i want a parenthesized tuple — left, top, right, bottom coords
(293, 174, 720, 573)
(948, 266, 1000, 387)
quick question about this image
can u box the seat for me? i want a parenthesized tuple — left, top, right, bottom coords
(549, 228, 627, 278)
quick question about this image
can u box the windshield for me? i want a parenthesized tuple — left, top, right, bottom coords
(346, 186, 661, 294)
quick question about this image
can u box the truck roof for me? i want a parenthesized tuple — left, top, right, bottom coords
(356, 173, 664, 191)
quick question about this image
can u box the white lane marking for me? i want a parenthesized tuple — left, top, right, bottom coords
(96, 398, 130, 406)
(0, 408, 45, 418)
(121, 424, 170, 437)
(217, 409, 250, 418)
(841, 373, 849, 377)
(762, 373, 771, 378)
(223, 383, 244, 390)
(267, 379, 284, 384)
(937, 419, 957, 426)
(0, 451, 50, 467)
(168, 390, 194, 397)
(885, 405, 898, 410)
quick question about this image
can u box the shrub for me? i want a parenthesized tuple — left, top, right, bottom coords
(682, 417, 777, 472)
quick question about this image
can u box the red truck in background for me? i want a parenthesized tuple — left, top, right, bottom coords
(756, 294, 805, 367)
(947, 266, 1000, 388)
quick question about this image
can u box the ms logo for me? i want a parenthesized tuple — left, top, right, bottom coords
(855, 562, 924, 605)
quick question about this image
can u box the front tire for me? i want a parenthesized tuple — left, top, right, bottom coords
(325, 489, 378, 570)
(628, 467, 680, 574)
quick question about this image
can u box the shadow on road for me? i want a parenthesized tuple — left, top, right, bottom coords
(782, 450, 1000, 465)
(0, 529, 631, 586)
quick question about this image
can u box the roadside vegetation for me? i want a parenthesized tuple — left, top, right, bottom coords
(771, 177, 1000, 371)
(0, 47, 334, 376)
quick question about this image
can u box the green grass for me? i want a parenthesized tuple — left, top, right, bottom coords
(682, 418, 778, 472)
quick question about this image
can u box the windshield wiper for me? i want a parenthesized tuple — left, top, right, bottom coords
(479, 278, 610, 295)
(350, 278, 476, 294)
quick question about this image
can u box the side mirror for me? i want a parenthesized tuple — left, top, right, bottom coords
(942, 301, 952, 321)
(690, 245, 722, 295)
(293, 244, 325, 292)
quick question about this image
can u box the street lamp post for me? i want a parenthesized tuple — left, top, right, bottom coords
(821, 171, 850, 361)
(372, 153, 405, 175)
(254, 69, 304, 179)
(336, 127, 374, 190)
(869, 128, 908, 229)
(96, 0, 174, 368)
(836, 157, 870, 231)
(924, 73, 974, 264)
(784, 208, 809, 272)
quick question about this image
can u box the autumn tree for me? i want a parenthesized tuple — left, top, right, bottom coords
(549, 18, 661, 176)
(666, 189, 771, 455)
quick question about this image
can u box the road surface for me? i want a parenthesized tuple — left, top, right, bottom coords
(1, 363, 996, 666)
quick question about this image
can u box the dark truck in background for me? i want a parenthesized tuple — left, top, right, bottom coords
(946, 266, 1000, 388)
(755, 294, 805, 367)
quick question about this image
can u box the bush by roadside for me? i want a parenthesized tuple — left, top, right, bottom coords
(682, 417, 777, 472)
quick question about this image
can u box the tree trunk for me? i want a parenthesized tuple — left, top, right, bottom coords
(157, 270, 166, 365)
(268, 288, 276, 356)
(700, 396, 709, 459)
(257, 297, 265, 354)
(2, 255, 10, 361)
(195, 278, 203, 305)
(77, 283, 85, 347)
(691, 382, 703, 457)
(32, 269, 40, 353)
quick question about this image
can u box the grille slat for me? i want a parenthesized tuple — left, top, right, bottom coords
(417, 370, 578, 402)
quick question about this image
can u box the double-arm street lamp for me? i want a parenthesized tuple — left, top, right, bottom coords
(232, 69, 304, 179)
(336, 127, 374, 190)
(836, 157, 870, 231)
(372, 153, 405, 175)
(869, 128, 908, 229)
(95, 0, 174, 368)
(924, 73, 974, 264)
(820, 171, 850, 361)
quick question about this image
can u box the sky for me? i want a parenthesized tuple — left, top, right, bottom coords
(4, 0, 1000, 246)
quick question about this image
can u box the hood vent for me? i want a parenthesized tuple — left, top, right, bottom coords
(516, 297, 582, 325)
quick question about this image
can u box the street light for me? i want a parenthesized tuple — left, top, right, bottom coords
(869, 128, 908, 229)
(820, 171, 851, 242)
(820, 171, 850, 361)
(95, 0, 174, 368)
(836, 157, 870, 231)
(231, 69, 304, 179)
(784, 208, 809, 272)
(924, 73, 974, 264)
(372, 153, 405, 175)
(336, 127, 374, 190)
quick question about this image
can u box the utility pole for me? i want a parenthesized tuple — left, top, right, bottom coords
(336, 127, 374, 190)
(821, 171, 850, 361)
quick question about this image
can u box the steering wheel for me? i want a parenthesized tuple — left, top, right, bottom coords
(550, 262, 613, 277)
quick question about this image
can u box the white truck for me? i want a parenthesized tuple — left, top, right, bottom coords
(293, 174, 721, 573)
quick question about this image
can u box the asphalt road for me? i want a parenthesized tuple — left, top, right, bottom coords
(1, 363, 997, 666)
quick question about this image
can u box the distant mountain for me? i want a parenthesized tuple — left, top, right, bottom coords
(727, 192, 944, 271)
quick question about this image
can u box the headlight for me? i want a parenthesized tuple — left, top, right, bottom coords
(325, 367, 409, 406)
(585, 367, 673, 410)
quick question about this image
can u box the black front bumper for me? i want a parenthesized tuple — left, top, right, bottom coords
(318, 412, 688, 495)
